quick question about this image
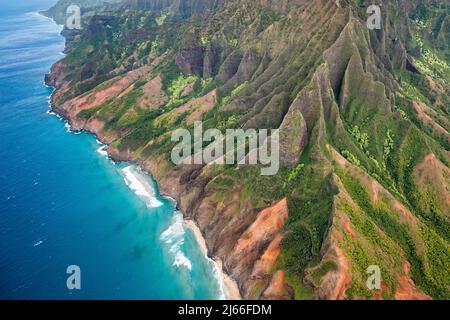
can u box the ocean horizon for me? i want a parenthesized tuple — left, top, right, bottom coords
(0, 0, 222, 300)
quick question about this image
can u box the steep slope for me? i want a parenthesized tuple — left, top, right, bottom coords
(45, 0, 449, 299)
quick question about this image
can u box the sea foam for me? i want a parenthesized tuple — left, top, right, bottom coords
(160, 212, 193, 271)
(33, 240, 43, 247)
(121, 166, 163, 208)
(96, 140, 108, 157)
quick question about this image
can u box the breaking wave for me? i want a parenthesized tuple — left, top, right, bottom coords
(121, 166, 163, 208)
(160, 213, 193, 271)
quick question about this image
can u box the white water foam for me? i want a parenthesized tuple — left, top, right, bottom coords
(160, 213, 193, 271)
(97, 145, 108, 157)
(121, 166, 163, 208)
(183, 222, 226, 299)
(46, 105, 64, 121)
(62, 121, 80, 135)
(33, 240, 43, 247)
(45, 105, 82, 135)
(96, 140, 108, 157)
(209, 259, 226, 300)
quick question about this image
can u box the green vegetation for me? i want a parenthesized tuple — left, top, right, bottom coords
(77, 104, 102, 120)
(337, 168, 449, 299)
(383, 129, 394, 165)
(156, 10, 171, 26)
(311, 261, 338, 284)
(341, 150, 361, 166)
(280, 162, 336, 284)
(287, 163, 305, 184)
(349, 125, 369, 152)
(50, 0, 450, 300)
(221, 81, 249, 105)
(166, 74, 198, 106)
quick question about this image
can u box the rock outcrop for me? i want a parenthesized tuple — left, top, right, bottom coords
(45, 0, 450, 300)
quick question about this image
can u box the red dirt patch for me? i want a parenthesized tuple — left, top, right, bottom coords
(412, 101, 450, 143)
(395, 261, 431, 300)
(232, 198, 288, 255)
(252, 234, 283, 275)
(343, 219, 357, 238)
(331, 245, 352, 300)
(169, 90, 217, 125)
(262, 270, 288, 300)
(414, 153, 450, 211)
(374, 282, 390, 300)
(139, 76, 169, 109)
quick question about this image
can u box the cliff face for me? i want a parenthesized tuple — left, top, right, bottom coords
(46, 0, 450, 300)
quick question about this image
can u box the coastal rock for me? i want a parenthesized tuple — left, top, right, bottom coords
(46, 0, 450, 300)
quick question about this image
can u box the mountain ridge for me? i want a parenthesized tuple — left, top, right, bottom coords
(44, 0, 449, 299)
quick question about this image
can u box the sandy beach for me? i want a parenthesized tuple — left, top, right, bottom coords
(184, 220, 242, 300)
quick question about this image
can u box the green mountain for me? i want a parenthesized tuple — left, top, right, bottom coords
(44, 0, 449, 300)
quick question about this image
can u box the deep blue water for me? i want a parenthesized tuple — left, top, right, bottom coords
(0, 0, 221, 299)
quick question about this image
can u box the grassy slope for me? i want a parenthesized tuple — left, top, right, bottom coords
(50, 0, 449, 299)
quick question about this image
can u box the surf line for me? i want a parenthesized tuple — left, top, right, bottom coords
(121, 165, 163, 208)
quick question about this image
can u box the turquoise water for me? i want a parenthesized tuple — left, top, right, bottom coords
(0, 0, 221, 299)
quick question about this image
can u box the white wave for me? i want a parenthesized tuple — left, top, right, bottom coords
(121, 166, 163, 208)
(27, 11, 49, 19)
(160, 213, 192, 271)
(45, 104, 83, 135)
(46, 109, 57, 116)
(184, 223, 226, 299)
(97, 145, 108, 157)
(63, 122, 80, 135)
(174, 251, 192, 270)
(211, 260, 226, 300)
(33, 240, 43, 247)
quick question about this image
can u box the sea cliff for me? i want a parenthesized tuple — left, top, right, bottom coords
(44, 0, 450, 300)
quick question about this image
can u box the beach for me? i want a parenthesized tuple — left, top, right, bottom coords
(36, 2, 240, 300)
(184, 220, 242, 300)
(0, 5, 223, 299)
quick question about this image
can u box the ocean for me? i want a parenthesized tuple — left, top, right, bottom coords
(0, 0, 221, 299)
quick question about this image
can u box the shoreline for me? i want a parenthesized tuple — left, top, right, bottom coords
(184, 220, 242, 300)
(39, 8, 242, 302)
(52, 101, 242, 300)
